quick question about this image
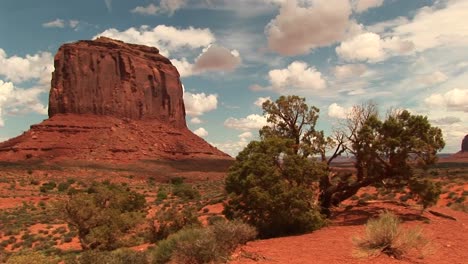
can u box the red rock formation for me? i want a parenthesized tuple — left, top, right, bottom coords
(0, 37, 230, 163)
(49, 37, 186, 129)
(462, 135, 468, 152)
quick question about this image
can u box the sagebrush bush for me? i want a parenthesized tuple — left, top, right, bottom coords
(5, 251, 58, 264)
(354, 211, 428, 259)
(150, 205, 201, 242)
(151, 220, 256, 264)
(68, 248, 148, 264)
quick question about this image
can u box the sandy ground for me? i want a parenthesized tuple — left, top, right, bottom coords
(230, 202, 468, 264)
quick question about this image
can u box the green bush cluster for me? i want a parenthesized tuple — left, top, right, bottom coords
(149, 205, 200, 242)
(67, 248, 148, 264)
(59, 182, 147, 250)
(151, 220, 256, 264)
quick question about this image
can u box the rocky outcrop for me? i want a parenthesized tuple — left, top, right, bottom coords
(49, 37, 186, 129)
(0, 114, 228, 162)
(0, 37, 230, 163)
(462, 135, 468, 152)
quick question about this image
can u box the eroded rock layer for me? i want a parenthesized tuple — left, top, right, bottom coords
(0, 37, 230, 163)
(49, 37, 186, 129)
(0, 114, 228, 162)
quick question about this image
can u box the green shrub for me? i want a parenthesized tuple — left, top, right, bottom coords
(5, 251, 58, 264)
(74, 249, 148, 264)
(40, 181, 57, 193)
(58, 182, 71, 192)
(353, 211, 428, 259)
(59, 182, 147, 250)
(207, 215, 225, 225)
(150, 205, 200, 242)
(172, 184, 200, 200)
(169, 177, 185, 185)
(156, 189, 168, 202)
(224, 137, 326, 238)
(151, 220, 256, 264)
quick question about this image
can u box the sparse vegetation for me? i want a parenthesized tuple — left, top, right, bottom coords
(151, 220, 256, 264)
(225, 95, 446, 233)
(59, 182, 146, 250)
(353, 211, 428, 259)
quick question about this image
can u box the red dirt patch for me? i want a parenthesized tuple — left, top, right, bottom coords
(231, 202, 468, 264)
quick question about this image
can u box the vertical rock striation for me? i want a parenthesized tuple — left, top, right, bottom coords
(0, 37, 230, 162)
(48, 37, 186, 129)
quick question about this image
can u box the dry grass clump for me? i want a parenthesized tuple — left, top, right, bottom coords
(354, 211, 429, 259)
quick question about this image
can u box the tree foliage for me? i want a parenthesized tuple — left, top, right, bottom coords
(224, 136, 326, 238)
(225, 95, 445, 230)
(60, 182, 146, 250)
(320, 103, 445, 214)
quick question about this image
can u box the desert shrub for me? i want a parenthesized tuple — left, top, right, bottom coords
(150, 205, 200, 242)
(151, 220, 256, 264)
(58, 182, 71, 192)
(210, 220, 257, 254)
(170, 177, 185, 185)
(172, 184, 200, 200)
(40, 181, 57, 193)
(207, 215, 225, 225)
(409, 180, 441, 209)
(73, 249, 148, 264)
(353, 211, 428, 259)
(156, 189, 168, 202)
(5, 251, 58, 264)
(449, 203, 468, 213)
(59, 182, 146, 250)
(30, 180, 40, 185)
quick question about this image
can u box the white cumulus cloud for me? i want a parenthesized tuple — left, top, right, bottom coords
(193, 127, 208, 137)
(266, 0, 351, 56)
(0, 80, 48, 127)
(425, 88, 468, 112)
(184, 92, 218, 117)
(0, 49, 53, 85)
(42, 19, 65, 28)
(328, 103, 350, 119)
(353, 0, 384, 13)
(266, 61, 326, 92)
(333, 64, 367, 79)
(336, 32, 414, 62)
(190, 117, 202, 124)
(224, 114, 268, 131)
(417, 71, 448, 86)
(193, 45, 241, 73)
(131, 1, 187, 16)
(254, 96, 271, 107)
(392, 0, 468, 52)
(94, 25, 215, 56)
(131, 4, 159, 15)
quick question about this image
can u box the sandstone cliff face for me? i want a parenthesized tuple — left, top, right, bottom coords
(49, 37, 186, 129)
(462, 135, 468, 152)
(0, 37, 230, 163)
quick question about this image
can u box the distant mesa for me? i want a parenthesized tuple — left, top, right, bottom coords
(0, 37, 229, 163)
(462, 134, 468, 152)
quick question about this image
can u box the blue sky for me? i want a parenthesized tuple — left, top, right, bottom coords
(0, 0, 467, 156)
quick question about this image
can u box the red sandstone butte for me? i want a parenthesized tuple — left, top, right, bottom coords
(49, 37, 186, 128)
(0, 37, 229, 162)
